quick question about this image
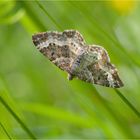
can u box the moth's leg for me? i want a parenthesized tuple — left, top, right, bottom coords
(67, 73, 75, 80)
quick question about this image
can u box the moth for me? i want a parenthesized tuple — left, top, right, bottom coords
(32, 30, 123, 88)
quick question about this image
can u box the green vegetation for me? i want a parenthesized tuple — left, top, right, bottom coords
(0, 1, 140, 139)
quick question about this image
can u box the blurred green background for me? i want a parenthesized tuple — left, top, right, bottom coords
(0, 0, 140, 139)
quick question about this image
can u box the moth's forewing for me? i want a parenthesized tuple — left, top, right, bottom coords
(32, 30, 85, 73)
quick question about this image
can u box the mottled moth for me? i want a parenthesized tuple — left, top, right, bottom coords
(32, 30, 123, 88)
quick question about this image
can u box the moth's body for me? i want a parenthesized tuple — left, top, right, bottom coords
(32, 30, 123, 88)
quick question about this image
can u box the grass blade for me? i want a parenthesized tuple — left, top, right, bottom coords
(0, 122, 12, 140)
(115, 89, 140, 118)
(0, 96, 36, 139)
(35, 0, 63, 30)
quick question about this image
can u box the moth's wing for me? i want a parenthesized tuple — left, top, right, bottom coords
(32, 30, 85, 73)
(76, 45, 124, 88)
(62, 30, 86, 46)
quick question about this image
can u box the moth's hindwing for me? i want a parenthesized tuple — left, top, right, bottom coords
(75, 45, 123, 88)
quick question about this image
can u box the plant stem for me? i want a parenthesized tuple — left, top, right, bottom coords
(0, 96, 36, 139)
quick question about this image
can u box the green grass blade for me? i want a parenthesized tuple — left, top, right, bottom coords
(115, 89, 140, 118)
(35, 0, 63, 30)
(0, 122, 12, 140)
(0, 96, 36, 139)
